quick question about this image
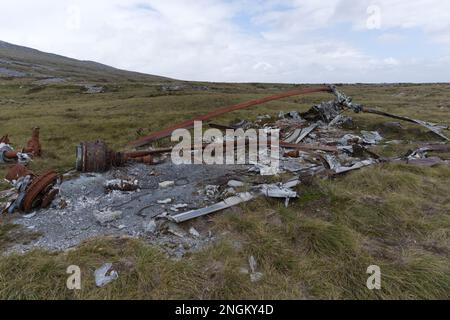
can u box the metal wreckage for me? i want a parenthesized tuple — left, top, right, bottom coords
(1, 85, 450, 231)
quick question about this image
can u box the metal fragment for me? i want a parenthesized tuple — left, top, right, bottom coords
(324, 154, 377, 174)
(170, 192, 255, 223)
(94, 263, 118, 287)
(362, 108, 450, 141)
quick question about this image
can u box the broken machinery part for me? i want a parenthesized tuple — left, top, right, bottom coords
(0, 128, 42, 164)
(76, 140, 173, 172)
(23, 127, 42, 156)
(4, 164, 59, 213)
(76, 141, 127, 172)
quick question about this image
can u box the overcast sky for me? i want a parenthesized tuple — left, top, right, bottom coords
(1, 0, 450, 83)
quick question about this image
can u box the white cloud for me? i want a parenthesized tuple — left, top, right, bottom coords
(0, 0, 449, 82)
(377, 33, 406, 44)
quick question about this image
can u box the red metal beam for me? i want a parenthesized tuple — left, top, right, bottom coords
(128, 86, 332, 148)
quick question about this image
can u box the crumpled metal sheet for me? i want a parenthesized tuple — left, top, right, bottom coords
(7, 175, 32, 214)
(324, 154, 377, 174)
(170, 192, 255, 223)
(171, 179, 301, 223)
(283, 123, 318, 144)
(94, 263, 118, 287)
(0, 143, 14, 164)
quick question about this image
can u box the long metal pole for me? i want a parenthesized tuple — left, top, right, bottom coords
(128, 86, 331, 148)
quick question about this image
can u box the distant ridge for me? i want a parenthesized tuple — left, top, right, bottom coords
(0, 40, 171, 83)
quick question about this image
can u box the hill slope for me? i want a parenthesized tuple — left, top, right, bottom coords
(0, 40, 170, 83)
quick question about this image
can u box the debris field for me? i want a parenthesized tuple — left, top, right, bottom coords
(1, 85, 449, 257)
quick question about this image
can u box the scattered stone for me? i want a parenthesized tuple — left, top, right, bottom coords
(170, 204, 188, 212)
(94, 263, 118, 287)
(189, 227, 200, 238)
(157, 198, 172, 204)
(159, 180, 175, 188)
(227, 180, 244, 188)
(156, 211, 168, 219)
(164, 222, 186, 238)
(143, 219, 157, 234)
(105, 179, 139, 192)
(23, 212, 36, 219)
(361, 131, 383, 145)
(161, 84, 185, 92)
(93, 209, 122, 225)
(84, 84, 105, 94)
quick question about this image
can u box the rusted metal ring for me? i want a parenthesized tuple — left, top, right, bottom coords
(22, 171, 58, 212)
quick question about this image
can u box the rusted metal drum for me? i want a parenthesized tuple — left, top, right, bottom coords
(76, 140, 125, 172)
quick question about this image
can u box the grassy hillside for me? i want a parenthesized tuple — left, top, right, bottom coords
(0, 44, 449, 299)
(0, 40, 171, 83)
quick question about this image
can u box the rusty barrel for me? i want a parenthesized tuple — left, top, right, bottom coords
(76, 141, 125, 172)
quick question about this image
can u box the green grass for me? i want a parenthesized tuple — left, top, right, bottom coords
(0, 80, 449, 299)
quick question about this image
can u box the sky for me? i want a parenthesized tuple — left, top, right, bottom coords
(1, 0, 450, 83)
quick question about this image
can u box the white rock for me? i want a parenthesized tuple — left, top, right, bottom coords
(170, 204, 188, 212)
(189, 227, 200, 237)
(143, 219, 157, 234)
(159, 181, 175, 188)
(227, 180, 244, 188)
(23, 212, 36, 219)
(93, 209, 122, 224)
(157, 198, 172, 204)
